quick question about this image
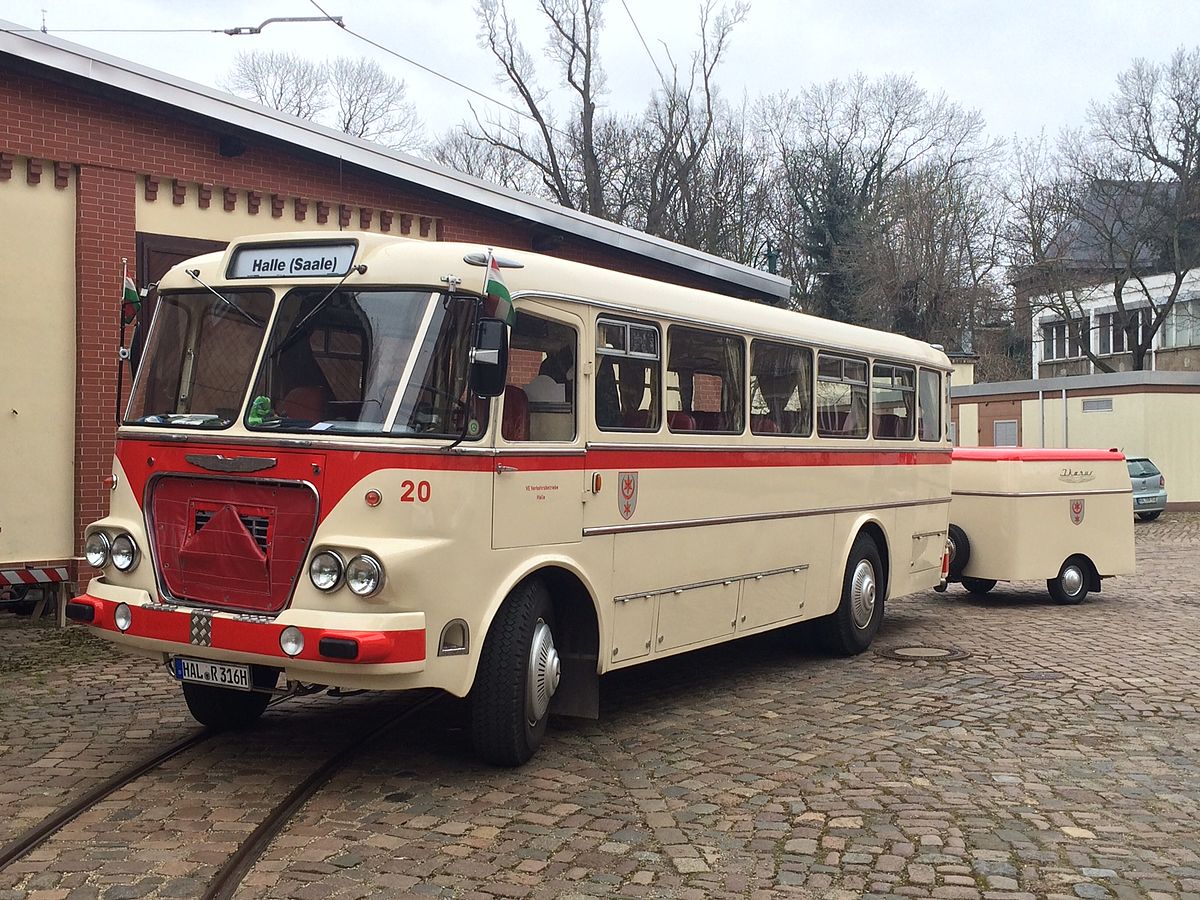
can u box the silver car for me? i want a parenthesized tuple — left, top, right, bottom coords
(1127, 457, 1167, 521)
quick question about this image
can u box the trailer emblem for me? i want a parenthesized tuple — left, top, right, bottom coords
(189, 610, 214, 646)
(618, 472, 638, 520)
(1070, 498, 1085, 526)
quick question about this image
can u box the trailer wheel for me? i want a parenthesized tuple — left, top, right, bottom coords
(471, 579, 560, 767)
(947, 524, 970, 580)
(181, 683, 270, 730)
(817, 533, 884, 656)
(961, 576, 997, 596)
(1047, 556, 1090, 605)
(1137, 511, 1161, 522)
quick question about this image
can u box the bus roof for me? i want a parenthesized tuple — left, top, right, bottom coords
(162, 232, 951, 371)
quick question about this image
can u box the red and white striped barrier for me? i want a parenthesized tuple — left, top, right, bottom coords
(1, 567, 70, 586)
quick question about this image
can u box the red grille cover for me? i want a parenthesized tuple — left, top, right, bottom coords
(151, 477, 317, 613)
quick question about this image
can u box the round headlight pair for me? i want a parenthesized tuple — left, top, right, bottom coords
(84, 532, 139, 572)
(308, 550, 384, 597)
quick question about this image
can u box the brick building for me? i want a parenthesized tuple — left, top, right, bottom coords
(0, 25, 787, 590)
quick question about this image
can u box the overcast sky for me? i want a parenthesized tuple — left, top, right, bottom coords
(5, 0, 1200, 150)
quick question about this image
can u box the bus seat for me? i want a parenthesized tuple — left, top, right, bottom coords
(280, 386, 328, 422)
(874, 413, 901, 438)
(502, 385, 530, 441)
(691, 411, 721, 431)
(751, 414, 779, 433)
(667, 411, 696, 431)
(624, 408, 654, 429)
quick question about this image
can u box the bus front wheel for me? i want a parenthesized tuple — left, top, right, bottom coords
(181, 682, 270, 730)
(818, 534, 884, 655)
(471, 579, 560, 767)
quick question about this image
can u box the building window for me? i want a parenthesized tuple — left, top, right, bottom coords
(993, 419, 1018, 447)
(1082, 398, 1113, 413)
(1163, 298, 1200, 349)
(1097, 308, 1148, 355)
(1041, 317, 1089, 361)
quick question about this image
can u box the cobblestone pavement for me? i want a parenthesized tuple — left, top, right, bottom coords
(1, 514, 1198, 900)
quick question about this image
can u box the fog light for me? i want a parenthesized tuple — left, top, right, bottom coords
(111, 533, 140, 572)
(345, 554, 383, 597)
(309, 551, 344, 591)
(84, 532, 111, 568)
(114, 602, 132, 632)
(279, 625, 305, 657)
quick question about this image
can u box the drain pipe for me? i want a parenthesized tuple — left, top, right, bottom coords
(1038, 389, 1045, 448)
(1061, 387, 1068, 447)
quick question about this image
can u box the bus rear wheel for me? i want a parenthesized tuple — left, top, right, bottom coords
(817, 534, 884, 655)
(961, 577, 996, 596)
(471, 579, 560, 767)
(181, 682, 271, 730)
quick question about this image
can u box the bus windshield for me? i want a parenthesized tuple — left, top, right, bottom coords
(125, 290, 274, 429)
(246, 288, 485, 438)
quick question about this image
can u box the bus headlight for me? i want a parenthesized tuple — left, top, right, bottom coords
(309, 551, 344, 592)
(279, 625, 305, 657)
(110, 533, 140, 572)
(85, 532, 111, 568)
(345, 554, 384, 597)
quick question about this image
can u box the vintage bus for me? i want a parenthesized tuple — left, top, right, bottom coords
(68, 232, 953, 765)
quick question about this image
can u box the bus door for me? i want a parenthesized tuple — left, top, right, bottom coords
(492, 305, 585, 549)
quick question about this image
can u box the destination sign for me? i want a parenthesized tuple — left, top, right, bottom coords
(228, 242, 357, 279)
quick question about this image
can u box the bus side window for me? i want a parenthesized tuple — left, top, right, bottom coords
(750, 339, 813, 436)
(816, 353, 868, 438)
(918, 368, 942, 441)
(504, 312, 577, 442)
(595, 319, 661, 432)
(871, 363, 916, 440)
(666, 326, 744, 434)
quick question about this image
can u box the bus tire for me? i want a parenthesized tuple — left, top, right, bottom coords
(181, 682, 270, 730)
(1047, 556, 1090, 605)
(1137, 511, 1161, 522)
(818, 533, 884, 655)
(961, 576, 996, 596)
(947, 524, 970, 580)
(471, 579, 560, 767)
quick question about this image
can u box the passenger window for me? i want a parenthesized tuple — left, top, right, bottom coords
(666, 326, 744, 433)
(918, 368, 942, 441)
(816, 354, 868, 438)
(871, 363, 916, 440)
(503, 312, 577, 442)
(595, 319, 661, 431)
(750, 340, 813, 436)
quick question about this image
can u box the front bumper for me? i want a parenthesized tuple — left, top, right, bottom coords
(69, 578, 426, 677)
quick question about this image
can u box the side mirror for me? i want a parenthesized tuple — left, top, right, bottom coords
(470, 317, 509, 398)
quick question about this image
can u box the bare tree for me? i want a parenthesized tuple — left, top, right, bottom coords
(328, 58, 422, 150)
(222, 52, 422, 151)
(223, 51, 329, 120)
(429, 130, 542, 193)
(469, 0, 747, 228)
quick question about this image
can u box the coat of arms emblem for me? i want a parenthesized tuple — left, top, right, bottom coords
(1070, 498, 1085, 525)
(618, 471, 638, 520)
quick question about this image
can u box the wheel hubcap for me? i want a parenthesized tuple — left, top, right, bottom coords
(527, 618, 560, 723)
(1061, 565, 1084, 596)
(850, 560, 877, 629)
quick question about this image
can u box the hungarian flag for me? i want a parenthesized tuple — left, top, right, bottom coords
(484, 253, 515, 326)
(121, 274, 140, 325)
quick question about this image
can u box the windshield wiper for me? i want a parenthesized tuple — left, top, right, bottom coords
(273, 264, 369, 355)
(186, 270, 265, 327)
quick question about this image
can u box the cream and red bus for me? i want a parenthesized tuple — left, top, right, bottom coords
(68, 232, 952, 765)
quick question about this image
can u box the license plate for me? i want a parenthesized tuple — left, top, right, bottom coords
(1137, 497, 1156, 505)
(173, 657, 252, 691)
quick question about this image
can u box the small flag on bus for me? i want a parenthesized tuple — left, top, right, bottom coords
(484, 252, 515, 326)
(121, 273, 140, 325)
